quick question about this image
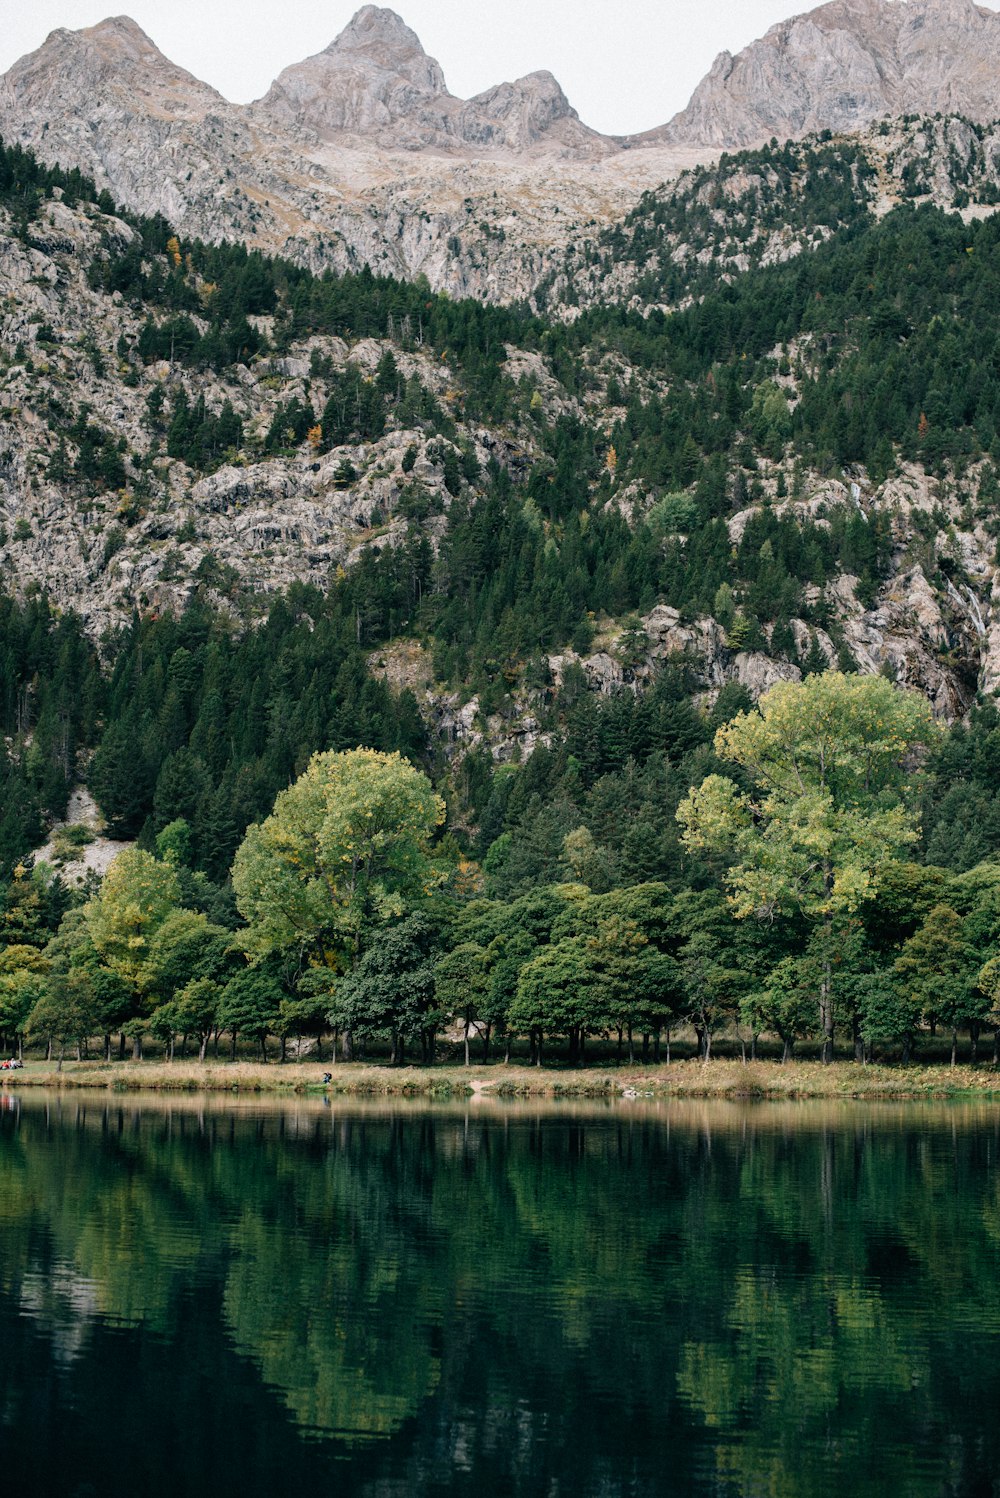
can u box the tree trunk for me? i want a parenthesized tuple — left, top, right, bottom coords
(994, 1027, 1000, 1066)
(504, 1035, 511, 1064)
(119, 1032, 126, 1060)
(57, 1040, 64, 1074)
(970, 1021, 980, 1064)
(342, 1028, 354, 1062)
(782, 1036, 792, 1064)
(653, 1029, 661, 1064)
(665, 1028, 671, 1066)
(132, 1034, 142, 1062)
(951, 1028, 958, 1068)
(280, 1034, 287, 1064)
(167, 1035, 174, 1062)
(199, 1034, 208, 1062)
(819, 900, 834, 1064)
(260, 1035, 268, 1063)
(627, 1026, 634, 1065)
(902, 1034, 913, 1066)
(820, 957, 834, 1063)
(230, 1030, 237, 1061)
(616, 1026, 623, 1061)
(853, 1014, 864, 1064)
(482, 1022, 492, 1064)
(463, 1019, 470, 1067)
(751, 1033, 758, 1062)
(535, 1028, 542, 1068)
(642, 1032, 650, 1062)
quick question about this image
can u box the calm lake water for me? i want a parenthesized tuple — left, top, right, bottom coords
(1, 1091, 999, 1497)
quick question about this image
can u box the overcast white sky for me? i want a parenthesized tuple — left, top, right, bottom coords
(0, 0, 825, 135)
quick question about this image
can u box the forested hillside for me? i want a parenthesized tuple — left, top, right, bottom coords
(5, 130, 1000, 1066)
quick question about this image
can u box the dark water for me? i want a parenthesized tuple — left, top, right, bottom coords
(1, 1092, 1000, 1497)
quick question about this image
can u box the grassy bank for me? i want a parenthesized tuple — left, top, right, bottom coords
(4, 1057, 1000, 1099)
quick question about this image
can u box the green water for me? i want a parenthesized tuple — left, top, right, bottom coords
(1, 1093, 999, 1497)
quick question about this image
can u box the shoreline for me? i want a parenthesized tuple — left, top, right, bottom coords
(4, 1057, 1000, 1100)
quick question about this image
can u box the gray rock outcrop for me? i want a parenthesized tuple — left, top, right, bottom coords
(661, 0, 1000, 147)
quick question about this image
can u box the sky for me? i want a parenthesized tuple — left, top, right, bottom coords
(0, 0, 820, 135)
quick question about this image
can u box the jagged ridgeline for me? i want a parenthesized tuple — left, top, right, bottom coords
(4, 133, 1000, 900)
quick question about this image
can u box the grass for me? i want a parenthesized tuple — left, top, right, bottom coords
(4, 1056, 1000, 1099)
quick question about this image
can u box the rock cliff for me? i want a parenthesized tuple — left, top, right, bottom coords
(661, 0, 1000, 148)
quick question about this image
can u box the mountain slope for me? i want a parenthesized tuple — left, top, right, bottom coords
(546, 114, 1000, 317)
(0, 9, 695, 303)
(4, 140, 1000, 733)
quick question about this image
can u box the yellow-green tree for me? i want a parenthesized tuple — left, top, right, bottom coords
(232, 749, 445, 1046)
(84, 848, 181, 1057)
(678, 673, 936, 1061)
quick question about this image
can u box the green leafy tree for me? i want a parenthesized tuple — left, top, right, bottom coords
(334, 913, 438, 1063)
(434, 941, 489, 1066)
(0, 945, 48, 1060)
(678, 673, 936, 1061)
(510, 939, 600, 1065)
(150, 976, 221, 1061)
(895, 903, 983, 1065)
(217, 966, 283, 1062)
(26, 970, 99, 1070)
(748, 950, 824, 1061)
(232, 750, 445, 994)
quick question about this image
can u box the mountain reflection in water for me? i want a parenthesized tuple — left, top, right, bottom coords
(1, 1092, 998, 1497)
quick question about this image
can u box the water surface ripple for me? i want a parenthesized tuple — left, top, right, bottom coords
(1, 1092, 998, 1496)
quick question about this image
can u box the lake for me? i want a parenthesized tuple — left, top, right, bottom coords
(1, 1091, 999, 1496)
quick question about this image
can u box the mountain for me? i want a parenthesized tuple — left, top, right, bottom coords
(253, 5, 599, 154)
(661, 0, 1000, 148)
(0, 8, 692, 304)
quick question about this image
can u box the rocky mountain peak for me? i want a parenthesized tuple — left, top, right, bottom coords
(330, 5, 433, 58)
(661, 0, 1000, 147)
(79, 14, 163, 58)
(0, 12, 225, 118)
(320, 4, 447, 93)
(253, 5, 600, 153)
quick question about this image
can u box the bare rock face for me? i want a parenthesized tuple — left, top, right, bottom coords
(461, 72, 583, 152)
(253, 5, 600, 154)
(661, 0, 1000, 148)
(253, 6, 452, 146)
(0, 15, 225, 120)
